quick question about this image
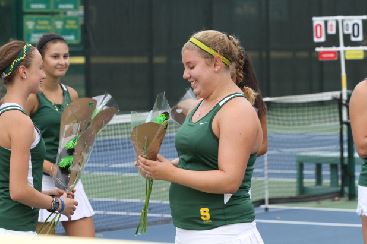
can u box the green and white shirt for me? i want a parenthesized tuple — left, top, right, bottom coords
(31, 84, 71, 164)
(170, 93, 257, 230)
(0, 103, 45, 231)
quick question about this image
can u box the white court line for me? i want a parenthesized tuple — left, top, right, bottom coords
(254, 169, 326, 175)
(94, 210, 171, 218)
(252, 177, 313, 182)
(91, 198, 169, 204)
(256, 219, 361, 228)
(84, 171, 139, 176)
(255, 208, 286, 214)
(260, 205, 357, 213)
(86, 163, 111, 167)
(109, 163, 135, 168)
(266, 147, 339, 154)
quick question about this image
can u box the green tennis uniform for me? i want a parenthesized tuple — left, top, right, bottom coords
(31, 84, 71, 164)
(0, 104, 45, 231)
(170, 93, 257, 230)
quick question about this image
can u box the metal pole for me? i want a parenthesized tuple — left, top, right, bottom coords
(338, 19, 349, 198)
(337, 18, 347, 197)
(337, 19, 347, 112)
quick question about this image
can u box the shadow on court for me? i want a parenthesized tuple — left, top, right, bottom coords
(97, 207, 362, 244)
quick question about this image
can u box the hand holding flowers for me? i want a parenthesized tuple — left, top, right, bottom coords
(137, 154, 177, 181)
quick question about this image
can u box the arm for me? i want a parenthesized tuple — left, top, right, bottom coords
(8, 113, 77, 217)
(350, 80, 367, 158)
(256, 113, 268, 156)
(43, 159, 56, 176)
(9, 115, 55, 208)
(139, 99, 261, 194)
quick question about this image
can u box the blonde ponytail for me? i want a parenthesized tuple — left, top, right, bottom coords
(242, 86, 257, 105)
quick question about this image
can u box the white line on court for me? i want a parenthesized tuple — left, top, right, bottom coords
(84, 171, 139, 176)
(261, 205, 357, 212)
(91, 198, 169, 204)
(109, 163, 135, 168)
(94, 210, 171, 218)
(254, 169, 324, 175)
(256, 219, 361, 228)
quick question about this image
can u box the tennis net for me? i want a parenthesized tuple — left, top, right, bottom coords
(257, 91, 344, 206)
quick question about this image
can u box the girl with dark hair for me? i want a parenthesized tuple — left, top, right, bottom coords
(25, 33, 95, 237)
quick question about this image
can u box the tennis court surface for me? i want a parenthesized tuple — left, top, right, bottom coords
(98, 205, 362, 244)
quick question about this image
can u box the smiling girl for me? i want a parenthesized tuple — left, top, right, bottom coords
(137, 30, 264, 244)
(25, 33, 95, 237)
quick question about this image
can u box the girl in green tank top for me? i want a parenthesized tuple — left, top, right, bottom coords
(25, 33, 95, 237)
(0, 40, 76, 233)
(137, 30, 264, 243)
(349, 78, 367, 243)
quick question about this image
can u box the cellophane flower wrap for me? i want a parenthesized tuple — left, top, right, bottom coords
(130, 92, 170, 234)
(38, 94, 119, 234)
(170, 88, 196, 125)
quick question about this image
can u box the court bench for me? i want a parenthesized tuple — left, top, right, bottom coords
(296, 151, 363, 195)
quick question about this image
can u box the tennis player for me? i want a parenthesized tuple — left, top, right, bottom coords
(0, 40, 77, 234)
(349, 78, 367, 244)
(25, 33, 95, 237)
(138, 30, 264, 244)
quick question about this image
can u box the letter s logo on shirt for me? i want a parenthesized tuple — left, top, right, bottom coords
(200, 207, 211, 222)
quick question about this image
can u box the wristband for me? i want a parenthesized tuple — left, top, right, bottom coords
(59, 198, 65, 213)
(47, 197, 59, 212)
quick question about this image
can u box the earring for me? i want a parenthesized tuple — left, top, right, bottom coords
(23, 75, 27, 79)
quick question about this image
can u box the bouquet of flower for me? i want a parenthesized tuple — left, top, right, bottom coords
(38, 94, 119, 234)
(130, 92, 170, 234)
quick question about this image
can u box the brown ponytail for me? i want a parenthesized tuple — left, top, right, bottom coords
(226, 36, 257, 105)
(242, 86, 257, 105)
(242, 52, 267, 116)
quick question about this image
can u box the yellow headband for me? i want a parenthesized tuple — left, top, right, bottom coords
(189, 37, 231, 66)
(1, 43, 33, 79)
